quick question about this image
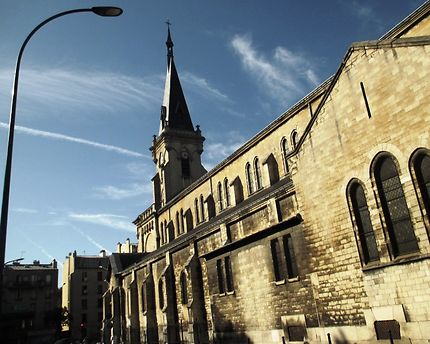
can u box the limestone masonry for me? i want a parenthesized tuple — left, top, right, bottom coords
(102, 3, 430, 343)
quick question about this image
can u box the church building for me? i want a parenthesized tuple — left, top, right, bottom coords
(103, 2, 430, 343)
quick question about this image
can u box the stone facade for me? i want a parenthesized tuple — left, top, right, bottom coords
(104, 2, 430, 343)
(62, 251, 109, 343)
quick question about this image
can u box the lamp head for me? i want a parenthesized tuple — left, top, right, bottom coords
(91, 7, 123, 17)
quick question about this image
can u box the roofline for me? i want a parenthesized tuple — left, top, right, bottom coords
(380, 0, 430, 40)
(286, 35, 430, 162)
(152, 77, 331, 212)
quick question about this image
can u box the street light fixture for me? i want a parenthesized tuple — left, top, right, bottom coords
(0, 6, 123, 312)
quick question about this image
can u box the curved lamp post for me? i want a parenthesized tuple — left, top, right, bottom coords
(0, 7, 123, 307)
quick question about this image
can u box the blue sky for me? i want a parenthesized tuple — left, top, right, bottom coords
(0, 0, 423, 276)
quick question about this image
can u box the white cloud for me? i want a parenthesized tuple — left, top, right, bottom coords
(203, 131, 246, 170)
(351, 1, 376, 21)
(230, 34, 320, 105)
(22, 235, 63, 268)
(125, 161, 153, 179)
(0, 122, 148, 158)
(182, 71, 230, 102)
(12, 207, 38, 214)
(0, 68, 162, 115)
(93, 183, 152, 200)
(74, 227, 112, 255)
(68, 212, 135, 232)
(343, 1, 383, 32)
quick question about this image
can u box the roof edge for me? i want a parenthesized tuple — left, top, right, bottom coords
(380, 0, 430, 40)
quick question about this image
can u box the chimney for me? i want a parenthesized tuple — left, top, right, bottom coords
(99, 250, 106, 257)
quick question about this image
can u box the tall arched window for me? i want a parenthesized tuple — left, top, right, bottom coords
(158, 278, 165, 310)
(176, 211, 181, 236)
(200, 195, 205, 222)
(254, 157, 262, 190)
(224, 178, 230, 207)
(194, 198, 200, 224)
(348, 180, 379, 264)
(141, 283, 147, 313)
(291, 130, 298, 149)
(245, 163, 254, 195)
(218, 182, 224, 210)
(164, 220, 168, 243)
(180, 209, 185, 234)
(411, 149, 430, 223)
(159, 222, 164, 244)
(180, 271, 188, 305)
(374, 154, 418, 257)
(281, 137, 289, 173)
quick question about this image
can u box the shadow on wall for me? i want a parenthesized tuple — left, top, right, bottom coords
(331, 329, 353, 344)
(213, 320, 254, 344)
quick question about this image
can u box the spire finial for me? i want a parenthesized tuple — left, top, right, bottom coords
(165, 19, 173, 59)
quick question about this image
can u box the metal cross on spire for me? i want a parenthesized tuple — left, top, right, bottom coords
(165, 19, 174, 58)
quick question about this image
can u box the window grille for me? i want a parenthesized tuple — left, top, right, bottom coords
(375, 156, 418, 256)
(349, 181, 379, 264)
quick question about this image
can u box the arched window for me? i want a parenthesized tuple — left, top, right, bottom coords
(291, 130, 298, 149)
(218, 182, 224, 210)
(200, 195, 205, 221)
(281, 137, 289, 173)
(254, 158, 262, 190)
(181, 158, 190, 178)
(159, 222, 164, 244)
(194, 198, 200, 224)
(158, 279, 165, 309)
(411, 149, 430, 223)
(141, 283, 147, 313)
(164, 220, 168, 243)
(224, 178, 230, 207)
(176, 211, 181, 236)
(180, 209, 185, 234)
(180, 271, 188, 305)
(374, 154, 418, 257)
(245, 163, 254, 195)
(348, 180, 379, 264)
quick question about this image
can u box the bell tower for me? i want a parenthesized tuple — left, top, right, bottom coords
(151, 26, 206, 208)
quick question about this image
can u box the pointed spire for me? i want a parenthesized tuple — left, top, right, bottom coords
(159, 23, 194, 134)
(166, 19, 174, 62)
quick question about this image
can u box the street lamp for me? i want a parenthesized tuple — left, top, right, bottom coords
(0, 6, 123, 311)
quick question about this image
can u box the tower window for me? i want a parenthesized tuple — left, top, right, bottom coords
(181, 158, 190, 178)
(374, 154, 418, 257)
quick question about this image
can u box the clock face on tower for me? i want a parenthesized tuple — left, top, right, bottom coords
(181, 151, 189, 159)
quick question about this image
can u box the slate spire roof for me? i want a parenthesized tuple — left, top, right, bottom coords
(159, 26, 194, 134)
